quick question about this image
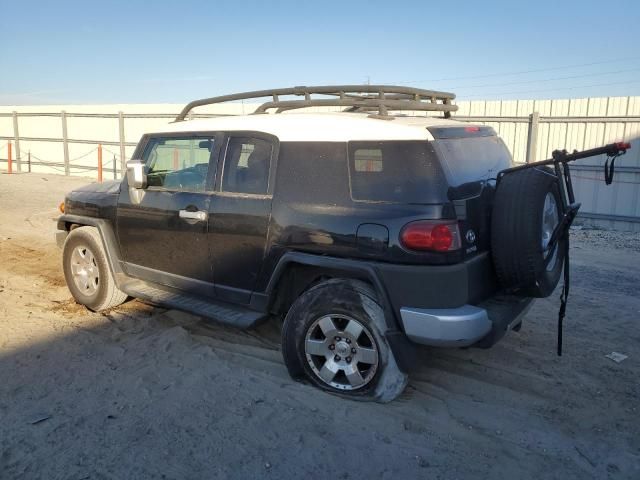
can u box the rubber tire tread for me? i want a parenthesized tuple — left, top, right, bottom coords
(281, 279, 408, 403)
(491, 168, 566, 298)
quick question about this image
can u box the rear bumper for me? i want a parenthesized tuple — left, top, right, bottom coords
(400, 304, 491, 347)
(375, 252, 498, 311)
(374, 252, 534, 348)
(399, 295, 534, 348)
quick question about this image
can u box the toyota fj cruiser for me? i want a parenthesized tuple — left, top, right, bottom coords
(57, 86, 628, 402)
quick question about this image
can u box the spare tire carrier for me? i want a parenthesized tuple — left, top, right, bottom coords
(495, 142, 631, 356)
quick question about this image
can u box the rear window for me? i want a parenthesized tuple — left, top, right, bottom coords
(348, 141, 448, 204)
(432, 135, 513, 187)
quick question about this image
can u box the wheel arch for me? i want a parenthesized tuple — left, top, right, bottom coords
(58, 214, 125, 281)
(265, 252, 398, 331)
(265, 252, 419, 373)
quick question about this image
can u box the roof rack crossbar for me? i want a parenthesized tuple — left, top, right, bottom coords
(256, 98, 458, 114)
(174, 85, 457, 121)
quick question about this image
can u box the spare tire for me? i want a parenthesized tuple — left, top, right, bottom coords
(491, 167, 566, 298)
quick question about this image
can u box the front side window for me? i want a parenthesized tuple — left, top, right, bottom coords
(221, 137, 272, 195)
(143, 137, 214, 191)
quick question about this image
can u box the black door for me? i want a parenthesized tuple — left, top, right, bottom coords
(208, 133, 276, 304)
(117, 134, 220, 296)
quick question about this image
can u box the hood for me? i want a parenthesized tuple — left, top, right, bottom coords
(72, 179, 122, 194)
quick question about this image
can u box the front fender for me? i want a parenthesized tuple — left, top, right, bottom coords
(57, 214, 124, 281)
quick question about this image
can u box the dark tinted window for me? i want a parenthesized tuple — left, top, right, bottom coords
(348, 141, 447, 204)
(432, 135, 512, 186)
(221, 137, 272, 195)
(275, 142, 350, 204)
(143, 137, 214, 191)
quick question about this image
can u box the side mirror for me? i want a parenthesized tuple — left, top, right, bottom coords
(126, 160, 147, 189)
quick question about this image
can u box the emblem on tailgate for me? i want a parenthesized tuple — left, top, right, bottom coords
(465, 229, 476, 244)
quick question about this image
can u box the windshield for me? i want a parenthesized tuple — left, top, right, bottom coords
(432, 135, 513, 187)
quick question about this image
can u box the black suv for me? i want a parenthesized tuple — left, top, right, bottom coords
(57, 86, 565, 402)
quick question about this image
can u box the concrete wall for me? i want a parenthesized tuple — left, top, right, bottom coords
(0, 103, 252, 178)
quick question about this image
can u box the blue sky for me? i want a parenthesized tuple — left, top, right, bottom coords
(2, 0, 639, 104)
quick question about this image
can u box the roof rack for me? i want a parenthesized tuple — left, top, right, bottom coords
(174, 85, 457, 122)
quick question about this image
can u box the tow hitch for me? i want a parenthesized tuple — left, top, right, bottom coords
(497, 142, 631, 355)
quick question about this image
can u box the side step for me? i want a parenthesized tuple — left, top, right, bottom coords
(120, 279, 267, 329)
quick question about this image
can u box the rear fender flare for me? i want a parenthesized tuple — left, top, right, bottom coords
(265, 252, 400, 332)
(265, 252, 419, 373)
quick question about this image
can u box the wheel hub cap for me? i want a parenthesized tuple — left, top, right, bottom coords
(70, 245, 99, 295)
(304, 314, 379, 391)
(335, 341, 350, 356)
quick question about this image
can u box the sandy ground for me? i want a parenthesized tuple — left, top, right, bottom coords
(0, 172, 639, 480)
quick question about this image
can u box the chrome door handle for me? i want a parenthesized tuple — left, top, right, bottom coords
(178, 209, 207, 221)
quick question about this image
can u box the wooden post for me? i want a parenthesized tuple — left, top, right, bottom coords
(113, 155, 117, 179)
(97, 144, 103, 183)
(28, 150, 31, 173)
(173, 148, 179, 170)
(61, 111, 70, 175)
(7, 142, 12, 174)
(12, 111, 21, 172)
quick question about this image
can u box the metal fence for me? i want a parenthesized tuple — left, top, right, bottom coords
(1, 97, 639, 231)
(0, 110, 222, 177)
(453, 96, 640, 231)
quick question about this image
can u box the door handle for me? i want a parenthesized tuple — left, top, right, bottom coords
(179, 209, 208, 222)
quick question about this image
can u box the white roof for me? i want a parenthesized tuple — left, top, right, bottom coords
(153, 112, 471, 142)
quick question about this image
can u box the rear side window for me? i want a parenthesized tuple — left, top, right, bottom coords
(221, 137, 273, 195)
(348, 141, 447, 204)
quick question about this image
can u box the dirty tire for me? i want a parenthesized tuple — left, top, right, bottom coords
(62, 226, 128, 311)
(491, 167, 566, 298)
(282, 279, 408, 403)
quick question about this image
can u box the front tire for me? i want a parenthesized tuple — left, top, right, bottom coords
(62, 226, 127, 311)
(282, 279, 408, 402)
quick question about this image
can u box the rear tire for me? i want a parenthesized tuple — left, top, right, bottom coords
(62, 226, 128, 311)
(282, 279, 408, 403)
(491, 167, 566, 298)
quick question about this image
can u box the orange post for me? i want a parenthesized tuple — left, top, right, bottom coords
(97, 144, 103, 183)
(7, 142, 12, 174)
(173, 148, 179, 170)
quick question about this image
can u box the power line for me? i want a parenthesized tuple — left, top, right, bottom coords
(395, 56, 640, 84)
(457, 79, 640, 99)
(451, 67, 640, 90)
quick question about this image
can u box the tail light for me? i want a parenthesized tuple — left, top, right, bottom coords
(400, 220, 461, 252)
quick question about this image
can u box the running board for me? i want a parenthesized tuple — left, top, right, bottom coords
(120, 279, 266, 329)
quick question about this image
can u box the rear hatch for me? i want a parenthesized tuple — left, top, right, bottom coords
(429, 126, 514, 257)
